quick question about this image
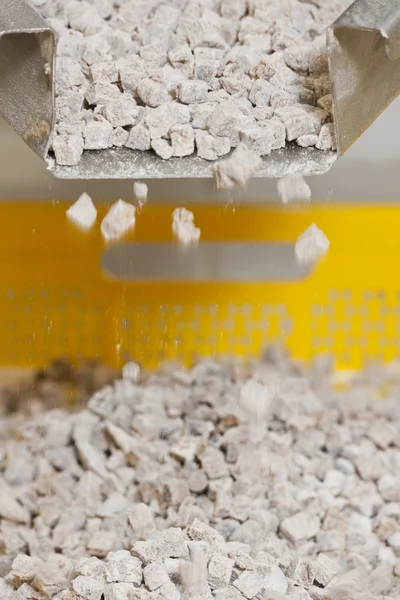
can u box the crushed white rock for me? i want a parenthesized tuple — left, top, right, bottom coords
(100, 199, 136, 241)
(295, 223, 330, 263)
(34, 0, 349, 177)
(1, 350, 400, 599)
(66, 192, 97, 230)
(172, 208, 201, 244)
(277, 175, 311, 204)
(133, 182, 148, 207)
(214, 143, 262, 189)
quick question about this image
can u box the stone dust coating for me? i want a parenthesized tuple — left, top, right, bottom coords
(1, 350, 400, 599)
(30, 0, 352, 174)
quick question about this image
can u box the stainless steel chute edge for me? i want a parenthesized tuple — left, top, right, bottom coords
(1, 0, 399, 179)
(0, 0, 56, 159)
(328, 0, 400, 156)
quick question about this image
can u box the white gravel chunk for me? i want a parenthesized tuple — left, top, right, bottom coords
(214, 588, 244, 600)
(11, 582, 42, 599)
(170, 124, 195, 157)
(126, 124, 151, 152)
(378, 474, 400, 502)
(233, 571, 264, 599)
(200, 447, 229, 480)
(316, 123, 337, 151)
(262, 565, 289, 595)
(88, 531, 115, 558)
(85, 82, 121, 107)
(295, 223, 330, 264)
(134, 182, 148, 205)
(172, 208, 201, 245)
(276, 107, 319, 141)
(143, 562, 170, 590)
(132, 528, 185, 565)
(249, 79, 275, 107)
(297, 134, 318, 148)
(83, 119, 113, 150)
(188, 519, 226, 549)
(0, 579, 13, 600)
(110, 127, 129, 148)
(101, 96, 139, 128)
(0, 485, 30, 524)
(90, 61, 119, 83)
(152, 138, 174, 160)
(104, 582, 138, 600)
(214, 143, 262, 189)
(287, 589, 313, 600)
(317, 94, 333, 113)
(367, 419, 397, 449)
(277, 175, 311, 204)
(314, 554, 341, 587)
(280, 512, 321, 543)
(388, 531, 400, 556)
(207, 103, 255, 147)
(146, 104, 190, 140)
(105, 551, 142, 585)
(195, 131, 231, 161)
(137, 79, 171, 108)
(52, 134, 84, 166)
(178, 80, 209, 104)
(240, 127, 274, 156)
(10, 554, 42, 584)
(100, 200, 136, 241)
(72, 575, 105, 600)
(66, 193, 97, 230)
(207, 553, 234, 588)
(286, 557, 316, 588)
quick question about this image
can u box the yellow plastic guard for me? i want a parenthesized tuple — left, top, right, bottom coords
(0, 202, 399, 371)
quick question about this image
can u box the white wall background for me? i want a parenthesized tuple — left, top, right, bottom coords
(1, 96, 399, 203)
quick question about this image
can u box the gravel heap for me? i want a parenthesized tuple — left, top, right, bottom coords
(0, 350, 400, 599)
(30, 0, 351, 171)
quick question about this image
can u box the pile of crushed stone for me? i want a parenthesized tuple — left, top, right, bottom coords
(1, 350, 400, 599)
(30, 0, 350, 178)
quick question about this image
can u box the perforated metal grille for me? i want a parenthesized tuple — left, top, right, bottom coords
(0, 287, 103, 364)
(311, 289, 400, 366)
(117, 302, 294, 366)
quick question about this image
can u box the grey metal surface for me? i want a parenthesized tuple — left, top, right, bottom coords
(329, 0, 400, 156)
(0, 0, 56, 159)
(1, 0, 400, 179)
(51, 146, 337, 180)
(102, 242, 312, 282)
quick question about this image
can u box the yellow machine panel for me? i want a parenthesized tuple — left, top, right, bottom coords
(0, 202, 398, 371)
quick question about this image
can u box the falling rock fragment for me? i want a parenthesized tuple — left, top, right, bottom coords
(172, 208, 201, 244)
(214, 143, 262, 189)
(277, 175, 311, 204)
(295, 223, 330, 264)
(134, 182, 148, 206)
(101, 200, 136, 241)
(66, 193, 97, 230)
